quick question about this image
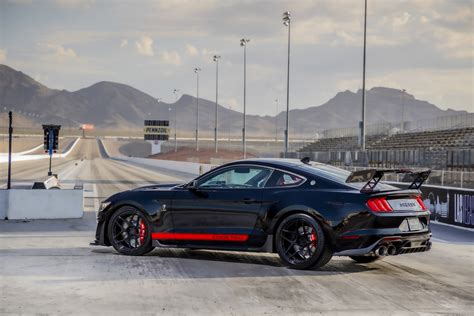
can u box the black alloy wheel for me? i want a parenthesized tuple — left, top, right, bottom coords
(108, 206, 154, 256)
(275, 213, 331, 270)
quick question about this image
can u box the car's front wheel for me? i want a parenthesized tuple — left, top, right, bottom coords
(108, 206, 154, 256)
(275, 213, 332, 270)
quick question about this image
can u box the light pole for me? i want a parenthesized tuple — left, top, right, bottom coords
(194, 67, 201, 151)
(173, 89, 179, 152)
(360, 0, 367, 151)
(401, 89, 406, 133)
(275, 98, 279, 142)
(283, 11, 291, 156)
(240, 38, 250, 158)
(156, 97, 161, 118)
(213, 55, 221, 153)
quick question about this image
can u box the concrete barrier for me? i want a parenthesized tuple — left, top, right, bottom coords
(0, 138, 80, 163)
(1, 188, 83, 220)
(99, 138, 217, 177)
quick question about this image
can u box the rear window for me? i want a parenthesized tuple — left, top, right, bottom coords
(265, 171, 305, 187)
(298, 163, 351, 183)
(298, 163, 399, 191)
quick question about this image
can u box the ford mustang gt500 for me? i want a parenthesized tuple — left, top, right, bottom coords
(91, 158, 432, 270)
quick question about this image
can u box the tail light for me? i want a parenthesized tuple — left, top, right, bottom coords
(367, 197, 393, 213)
(415, 196, 427, 211)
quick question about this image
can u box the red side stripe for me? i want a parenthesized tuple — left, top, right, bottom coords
(152, 232, 249, 242)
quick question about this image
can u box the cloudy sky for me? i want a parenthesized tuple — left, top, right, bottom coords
(0, 0, 472, 115)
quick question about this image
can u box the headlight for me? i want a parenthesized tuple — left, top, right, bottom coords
(99, 201, 111, 212)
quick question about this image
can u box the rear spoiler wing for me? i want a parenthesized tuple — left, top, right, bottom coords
(345, 169, 431, 193)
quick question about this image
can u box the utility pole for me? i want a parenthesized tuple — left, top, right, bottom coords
(240, 38, 250, 158)
(194, 67, 201, 151)
(275, 98, 279, 142)
(360, 0, 367, 151)
(173, 89, 179, 152)
(7, 111, 12, 189)
(213, 55, 221, 153)
(283, 11, 291, 156)
(401, 89, 406, 132)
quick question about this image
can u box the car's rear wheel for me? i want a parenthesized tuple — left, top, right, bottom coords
(108, 206, 154, 256)
(349, 255, 383, 263)
(275, 213, 332, 270)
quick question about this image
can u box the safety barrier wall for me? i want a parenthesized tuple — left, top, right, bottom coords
(1, 188, 84, 220)
(389, 183, 473, 229)
(98, 138, 215, 179)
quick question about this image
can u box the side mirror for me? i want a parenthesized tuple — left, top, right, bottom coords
(187, 180, 198, 190)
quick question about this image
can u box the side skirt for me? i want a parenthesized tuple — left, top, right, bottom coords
(152, 235, 274, 253)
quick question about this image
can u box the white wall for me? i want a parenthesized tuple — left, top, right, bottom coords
(1, 189, 83, 220)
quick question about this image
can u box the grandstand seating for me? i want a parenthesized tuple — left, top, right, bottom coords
(299, 127, 474, 153)
(298, 135, 384, 152)
(297, 127, 474, 169)
(368, 127, 474, 150)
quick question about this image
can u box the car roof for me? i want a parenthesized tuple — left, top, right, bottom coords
(224, 158, 305, 169)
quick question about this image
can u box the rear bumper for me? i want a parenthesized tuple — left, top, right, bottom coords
(334, 232, 431, 256)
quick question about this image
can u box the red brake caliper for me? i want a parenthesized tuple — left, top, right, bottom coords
(139, 219, 146, 245)
(310, 231, 317, 247)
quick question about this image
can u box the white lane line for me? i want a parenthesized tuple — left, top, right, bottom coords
(0, 138, 81, 163)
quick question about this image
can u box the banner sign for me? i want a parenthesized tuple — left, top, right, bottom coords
(391, 183, 473, 228)
(144, 120, 169, 141)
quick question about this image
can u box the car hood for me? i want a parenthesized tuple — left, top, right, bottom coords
(132, 183, 183, 191)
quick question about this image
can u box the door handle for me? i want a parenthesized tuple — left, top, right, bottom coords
(243, 198, 257, 204)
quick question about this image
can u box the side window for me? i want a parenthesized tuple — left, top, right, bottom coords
(265, 171, 304, 187)
(199, 166, 272, 189)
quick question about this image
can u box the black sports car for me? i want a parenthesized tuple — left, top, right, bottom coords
(91, 158, 432, 269)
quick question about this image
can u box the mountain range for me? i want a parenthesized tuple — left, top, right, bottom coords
(0, 64, 467, 137)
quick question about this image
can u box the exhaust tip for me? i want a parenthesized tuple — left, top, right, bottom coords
(387, 245, 397, 256)
(375, 245, 388, 256)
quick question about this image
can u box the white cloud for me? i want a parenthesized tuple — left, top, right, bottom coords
(33, 73, 49, 83)
(120, 39, 128, 48)
(135, 36, 154, 56)
(159, 50, 181, 66)
(337, 68, 474, 112)
(45, 44, 77, 58)
(6, 0, 33, 4)
(222, 98, 239, 110)
(185, 44, 199, 56)
(392, 12, 411, 28)
(0, 49, 7, 63)
(55, 0, 95, 9)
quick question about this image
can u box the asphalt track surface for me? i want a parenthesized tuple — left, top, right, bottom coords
(0, 138, 473, 315)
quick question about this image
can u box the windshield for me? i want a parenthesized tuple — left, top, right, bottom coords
(298, 163, 399, 191)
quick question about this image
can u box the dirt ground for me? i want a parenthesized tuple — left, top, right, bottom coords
(149, 147, 256, 164)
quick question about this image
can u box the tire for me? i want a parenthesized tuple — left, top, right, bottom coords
(349, 255, 383, 263)
(275, 213, 332, 270)
(108, 206, 154, 256)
